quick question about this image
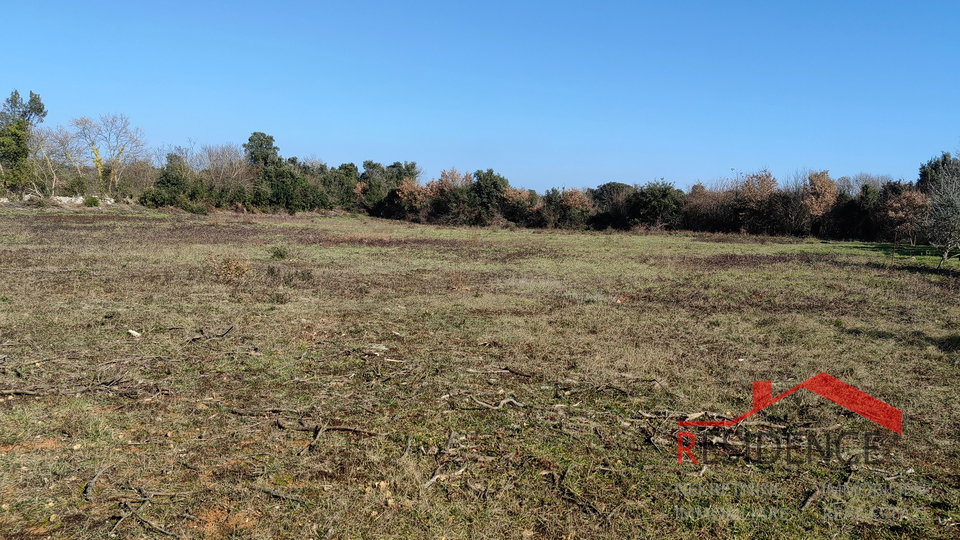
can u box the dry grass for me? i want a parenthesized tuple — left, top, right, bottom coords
(0, 206, 957, 539)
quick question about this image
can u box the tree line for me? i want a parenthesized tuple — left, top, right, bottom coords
(1, 89, 959, 266)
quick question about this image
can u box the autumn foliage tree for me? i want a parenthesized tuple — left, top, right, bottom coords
(424, 168, 474, 224)
(736, 169, 778, 234)
(878, 181, 928, 261)
(803, 170, 838, 235)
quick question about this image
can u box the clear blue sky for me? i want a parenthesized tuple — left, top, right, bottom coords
(6, 1, 960, 192)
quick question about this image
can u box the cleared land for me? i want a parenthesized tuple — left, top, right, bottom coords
(0, 206, 957, 539)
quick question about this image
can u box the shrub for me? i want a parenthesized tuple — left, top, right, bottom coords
(63, 176, 87, 196)
(138, 187, 173, 208)
(83, 196, 100, 207)
(209, 254, 250, 284)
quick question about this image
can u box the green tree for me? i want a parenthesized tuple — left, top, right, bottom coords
(243, 132, 280, 168)
(360, 161, 420, 213)
(531, 187, 593, 229)
(629, 181, 685, 228)
(918, 152, 960, 194)
(0, 90, 46, 193)
(0, 119, 30, 189)
(0, 90, 47, 126)
(588, 182, 636, 229)
(139, 153, 207, 212)
(424, 168, 474, 224)
(471, 169, 509, 225)
(322, 163, 359, 208)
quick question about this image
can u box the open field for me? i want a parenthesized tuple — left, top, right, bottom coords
(0, 206, 957, 539)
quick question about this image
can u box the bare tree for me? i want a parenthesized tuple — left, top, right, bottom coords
(45, 125, 89, 178)
(201, 143, 255, 195)
(785, 168, 812, 194)
(837, 172, 890, 197)
(71, 114, 147, 196)
(924, 170, 960, 269)
(153, 141, 204, 172)
(25, 126, 88, 196)
(28, 128, 59, 195)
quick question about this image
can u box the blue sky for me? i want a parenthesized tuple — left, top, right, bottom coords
(6, 1, 960, 192)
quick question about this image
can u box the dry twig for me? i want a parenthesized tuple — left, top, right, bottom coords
(0, 389, 39, 396)
(801, 488, 821, 511)
(423, 464, 469, 488)
(120, 501, 180, 538)
(470, 396, 525, 409)
(84, 465, 110, 501)
(254, 486, 307, 505)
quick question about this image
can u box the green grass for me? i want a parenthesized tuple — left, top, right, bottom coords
(0, 208, 957, 538)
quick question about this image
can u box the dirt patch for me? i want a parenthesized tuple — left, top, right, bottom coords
(289, 230, 481, 249)
(0, 438, 63, 453)
(684, 252, 836, 270)
(693, 233, 805, 244)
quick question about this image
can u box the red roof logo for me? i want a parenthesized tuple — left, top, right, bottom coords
(677, 372, 902, 434)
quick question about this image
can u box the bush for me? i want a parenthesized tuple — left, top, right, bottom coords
(83, 196, 100, 207)
(63, 176, 87, 197)
(138, 187, 173, 208)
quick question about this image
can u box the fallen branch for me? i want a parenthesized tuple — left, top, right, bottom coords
(741, 420, 787, 429)
(84, 465, 110, 501)
(470, 397, 525, 410)
(121, 501, 180, 538)
(801, 488, 821, 511)
(423, 464, 469, 489)
(325, 426, 381, 437)
(396, 436, 412, 463)
(275, 419, 315, 432)
(230, 408, 310, 417)
(629, 410, 731, 421)
(502, 366, 533, 378)
(298, 424, 328, 456)
(555, 469, 602, 516)
(797, 423, 843, 431)
(276, 419, 381, 439)
(185, 326, 233, 343)
(254, 486, 307, 505)
(0, 389, 39, 396)
(701, 435, 807, 450)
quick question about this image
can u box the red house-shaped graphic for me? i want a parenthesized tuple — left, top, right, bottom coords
(677, 372, 902, 434)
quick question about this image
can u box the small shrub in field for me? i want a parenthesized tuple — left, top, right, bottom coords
(265, 265, 313, 286)
(269, 245, 289, 260)
(267, 291, 290, 304)
(209, 254, 250, 284)
(83, 196, 100, 207)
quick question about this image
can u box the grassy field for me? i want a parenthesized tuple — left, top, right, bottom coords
(0, 205, 957, 539)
